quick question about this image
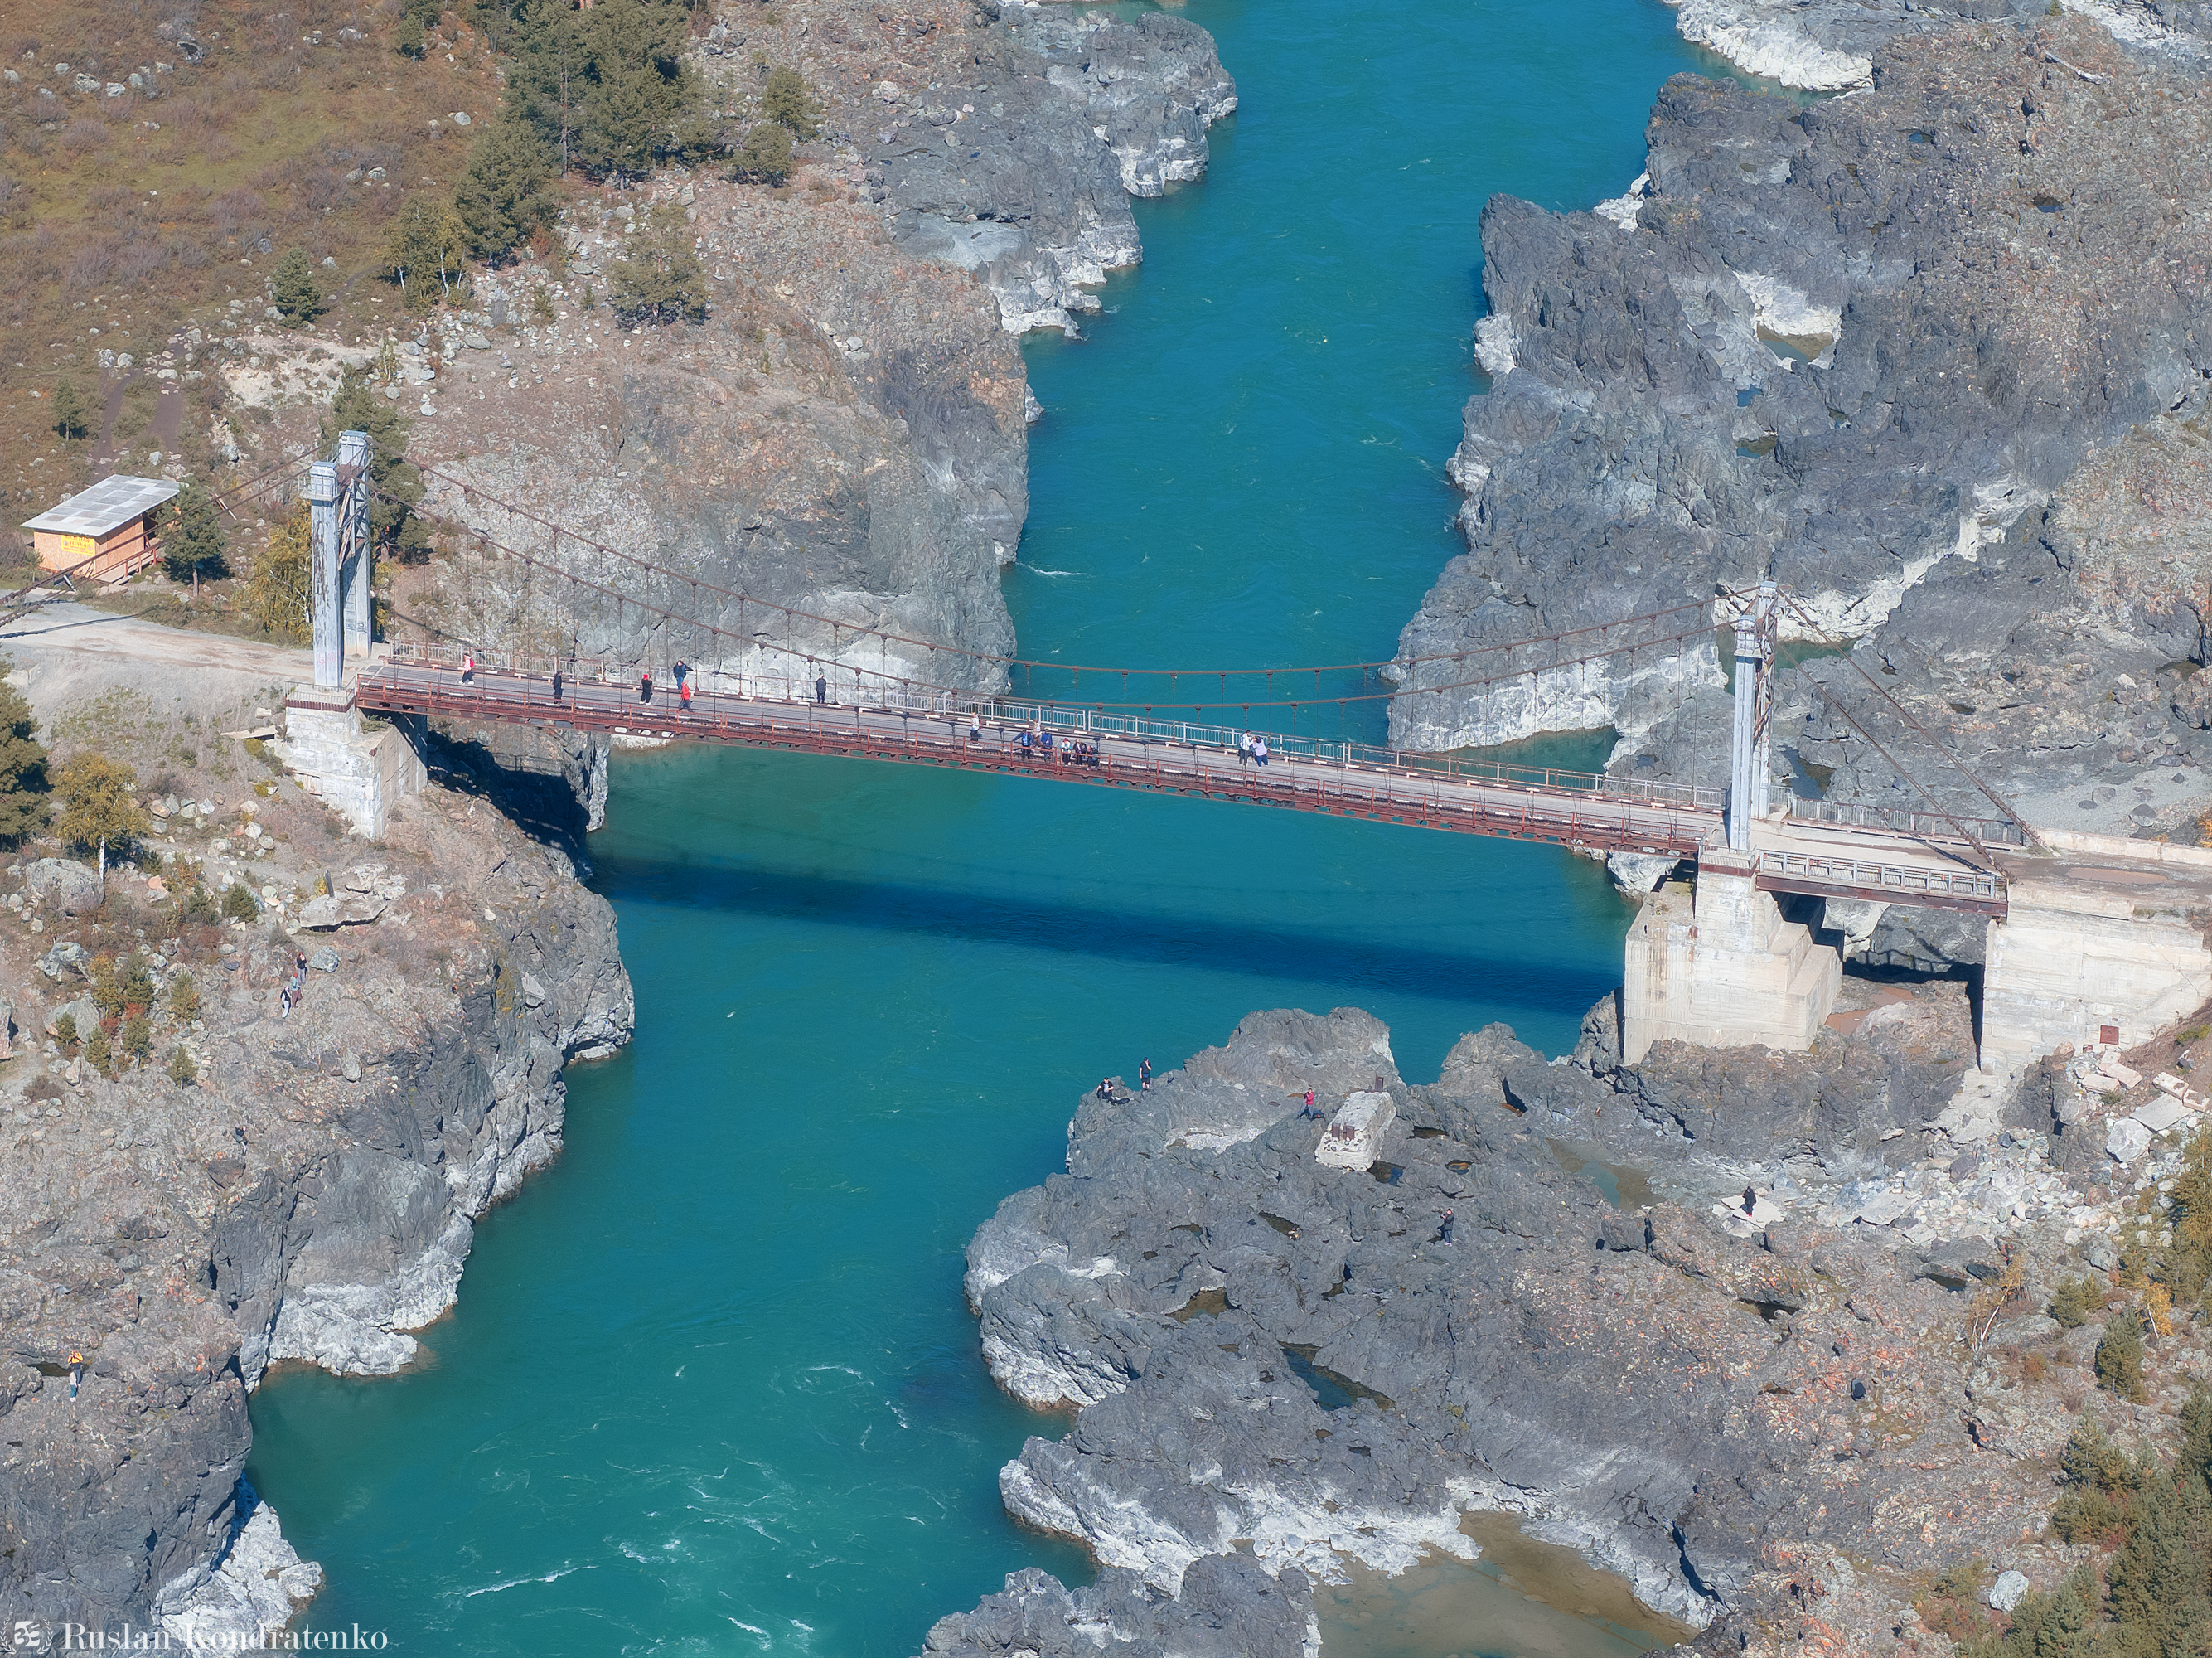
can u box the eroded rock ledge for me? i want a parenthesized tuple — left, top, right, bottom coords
(922, 991, 2172, 1657)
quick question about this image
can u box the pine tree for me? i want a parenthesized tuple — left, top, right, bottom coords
(761, 65, 820, 138)
(0, 665, 51, 847)
(453, 109, 561, 259)
(2108, 1471, 2212, 1658)
(607, 205, 707, 324)
(733, 120, 793, 185)
(506, 0, 700, 183)
(50, 379, 89, 442)
(323, 369, 433, 563)
(161, 482, 230, 584)
(2098, 1312, 2147, 1402)
(380, 195, 472, 314)
(272, 248, 324, 327)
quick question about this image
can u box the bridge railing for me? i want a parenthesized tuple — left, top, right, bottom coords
(375, 647, 1730, 813)
(1754, 846, 2005, 903)
(1784, 795, 2030, 848)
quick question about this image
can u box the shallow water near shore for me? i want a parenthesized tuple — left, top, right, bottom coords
(246, 0, 1718, 1651)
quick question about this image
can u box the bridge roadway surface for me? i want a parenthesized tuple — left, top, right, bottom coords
(356, 658, 2011, 914)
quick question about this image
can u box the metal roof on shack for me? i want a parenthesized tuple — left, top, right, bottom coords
(20, 474, 180, 538)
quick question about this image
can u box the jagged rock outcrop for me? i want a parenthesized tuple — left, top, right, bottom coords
(1389, 19, 2212, 836)
(879, 7, 1236, 334)
(924, 998, 2088, 1657)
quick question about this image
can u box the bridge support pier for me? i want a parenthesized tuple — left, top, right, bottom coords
(1621, 852, 1842, 1064)
(278, 686, 424, 841)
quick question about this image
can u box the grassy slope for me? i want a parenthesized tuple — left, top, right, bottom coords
(0, 0, 510, 563)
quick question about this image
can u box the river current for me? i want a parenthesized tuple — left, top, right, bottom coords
(247, 2, 1722, 1651)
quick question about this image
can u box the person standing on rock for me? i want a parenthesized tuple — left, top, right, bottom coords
(67, 1351, 83, 1401)
(1140, 1058, 1152, 1090)
(1436, 1209, 1454, 1244)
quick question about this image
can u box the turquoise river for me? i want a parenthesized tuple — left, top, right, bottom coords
(248, 2, 1736, 1653)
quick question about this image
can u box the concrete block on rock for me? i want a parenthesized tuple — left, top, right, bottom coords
(1316, 1091, 1395, 1170)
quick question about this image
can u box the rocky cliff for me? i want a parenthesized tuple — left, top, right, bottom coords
(1389, 16, 2212, 841)
(376, 0, 1232, 693)
(920, 989, 2200, 1656)
(0, 707, 631, 1651)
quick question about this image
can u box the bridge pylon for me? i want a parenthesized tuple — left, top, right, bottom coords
(280, 430, 422, 836)
(1726, 579, 1778, 852)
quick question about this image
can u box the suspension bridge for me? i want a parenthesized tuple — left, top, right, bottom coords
(35, 433, 2200, 1089)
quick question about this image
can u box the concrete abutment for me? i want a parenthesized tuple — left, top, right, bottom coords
(1622, 856, 1842, 1065)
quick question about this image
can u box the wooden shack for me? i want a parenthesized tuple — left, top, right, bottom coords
(20, 474, 182, 582)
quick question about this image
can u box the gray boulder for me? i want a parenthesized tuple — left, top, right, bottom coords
(45, 995, 98, 1039)
(26, 859, 100, 915)
(37, 941, 90, 982)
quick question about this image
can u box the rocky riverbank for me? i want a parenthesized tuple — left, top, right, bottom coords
(920, 983, 2212, 1657)
(0, 672, 632, 1651)
(1389, 12, 2212, 846)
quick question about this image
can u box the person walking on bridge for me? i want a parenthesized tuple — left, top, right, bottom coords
(639, 667, 654, 704)
(969, 711, 983, 744)
(1237, 732, 1252, 768)
(462, 651, 475, 684)
(673, 658, 690, 693)
(1252, 736, 1270, 768)
(551, 667, 564, 705)
(816, 671, 828, 706)
(679, 676, 693, 715)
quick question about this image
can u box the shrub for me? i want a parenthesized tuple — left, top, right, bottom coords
(760, 65, 819, 138)
(180, 887, 220, 924)
(2053, 1275, 2103, 1329)
(168, 970, 199, 1022)
(221, 882, 259, 923)
(52, 1011, 76, 1047)
(167, 1044, 196, 1086)
(0, 665, 50, 846)
(90, 954, 121, 1020)
(2097, 1311, 2147, 1402)
(607, 205, 706, 325)
(733, 120, 792, 186)
(118, 953, 155, 1014)
(120, 1011, 152, 1062)
(85, 1023, 111, 1074)
(50, 378, 90, 442)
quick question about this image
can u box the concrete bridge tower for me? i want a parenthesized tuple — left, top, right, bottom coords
(1621, 582, 1842, 1063)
